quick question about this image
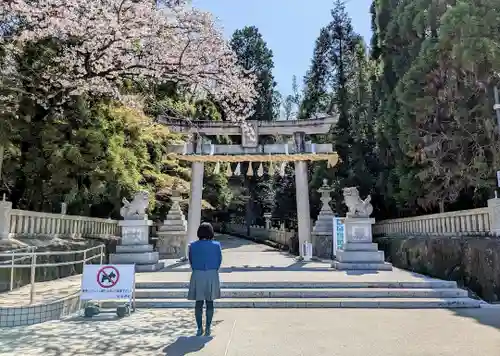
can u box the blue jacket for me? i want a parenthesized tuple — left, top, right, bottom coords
(188, 240, 222, 271)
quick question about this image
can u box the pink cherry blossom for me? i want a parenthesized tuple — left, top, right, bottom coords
(0, 0, 257, 124)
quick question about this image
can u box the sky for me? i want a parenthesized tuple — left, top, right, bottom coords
(191, 0, 373, 97)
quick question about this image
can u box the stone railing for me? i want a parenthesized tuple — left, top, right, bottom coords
(373, 198, 500, 237)
(0, 200, 120, 240)
(218, 223, 295, 247)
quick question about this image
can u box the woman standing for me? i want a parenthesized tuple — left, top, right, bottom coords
(187, 222, 222, 336)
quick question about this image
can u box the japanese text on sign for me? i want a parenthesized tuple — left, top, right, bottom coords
(332, 217, 345, 257)
(81, 264, 135, 301)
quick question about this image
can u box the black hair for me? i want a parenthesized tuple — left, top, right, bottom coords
(197, 222, 214, 240)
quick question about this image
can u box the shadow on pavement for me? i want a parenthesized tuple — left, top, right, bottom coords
(0, 309, 207, 355)
(163, 335, 213, 355)
(453, 307, 500, 331)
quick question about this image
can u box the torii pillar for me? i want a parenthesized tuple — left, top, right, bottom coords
(293, 132, 312, 257)
(184, 134, 205, 259)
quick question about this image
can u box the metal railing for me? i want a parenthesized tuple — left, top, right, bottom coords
(0, 244, 105, 304)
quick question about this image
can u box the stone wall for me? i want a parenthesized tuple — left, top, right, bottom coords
(0, 292, 82, 327)
(375, 236, 500, 302)
(0, 236, 118, 293)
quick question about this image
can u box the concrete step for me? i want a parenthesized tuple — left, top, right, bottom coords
(336, 250, 385, 263)
(135, 288, 469, 299)
(103, 297, 481, 309)
(116, 245, 153, 253)
(343, 243, 379, 251)
(109, 251, 159, 265)
(332, 261, 393, 271)
(135, 262, 165, 272)
(135, 280, 459, 289)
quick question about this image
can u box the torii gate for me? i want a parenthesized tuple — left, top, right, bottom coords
(161, 116, 339, 258)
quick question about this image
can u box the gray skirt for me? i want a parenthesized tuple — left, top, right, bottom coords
(188, 269, 221, 301)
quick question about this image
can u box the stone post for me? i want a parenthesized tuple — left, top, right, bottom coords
(0, 194, 12, 239)
(264, 212, 272, 230)
(185, 161, 204, 258)
(487, 197, 500, 236)
(60, 202, 67, 215)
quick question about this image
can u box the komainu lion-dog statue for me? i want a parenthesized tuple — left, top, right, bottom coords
(120, 190, 150, 219)
(343, 187, 373, 218)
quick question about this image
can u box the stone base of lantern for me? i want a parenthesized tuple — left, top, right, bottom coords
(156, 196, 188, 259)
(157, 230, 186, 259)
(312, 232, 333, 259)
(311, 211, 336, 259)
(311, 179, 336, 259)
(110, 219, 164, 272)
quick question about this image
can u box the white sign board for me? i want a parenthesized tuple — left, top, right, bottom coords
(332, 217, 345, 257)
(497, 170, 500, 188)
(81, 264, 135, 301)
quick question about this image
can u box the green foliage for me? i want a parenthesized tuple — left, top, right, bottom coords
(370, 0, 500, 216)
(4, 2, 500, 226)
(230, 26, 277, 122)
(300, 0, 376, 215)
(227, 26, 279, 224)
(3, 92, 189, 219)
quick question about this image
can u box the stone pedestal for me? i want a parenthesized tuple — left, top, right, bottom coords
(312, 179, 335, 259)
(0, 197, 12, 239)
(157, 194, 187, 259)
(264, 212, 272, 230)
(110, 219, 164, 272)
(332, 217, 392, 271)
(487, 197, 500, 236)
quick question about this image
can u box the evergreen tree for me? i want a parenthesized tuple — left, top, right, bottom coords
(230, 26, 277, 122)
(306, 0, 360, 214)
(229, 26, 278, 224)
(369, 0, 500, 216)
(300, 27, 332, 119)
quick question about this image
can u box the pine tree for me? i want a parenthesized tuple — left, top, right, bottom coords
(230, 26, 277, 122)
(309, 0, 359, 214)
(300, 27, 332, 119)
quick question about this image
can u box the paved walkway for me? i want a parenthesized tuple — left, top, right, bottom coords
(1, 308, 499, 355)
(2, 235, 500, 354)
(1, 235, 453, 306)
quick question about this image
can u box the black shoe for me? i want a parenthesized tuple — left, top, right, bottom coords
(196, 328, 204, 336)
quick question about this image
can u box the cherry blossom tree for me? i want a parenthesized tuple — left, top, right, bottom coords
(0, 0, 256, 122)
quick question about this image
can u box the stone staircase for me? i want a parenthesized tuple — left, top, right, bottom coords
(333, 242, 393, 270)
(115, 279, 482, 309)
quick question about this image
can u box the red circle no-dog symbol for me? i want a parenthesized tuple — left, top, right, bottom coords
(97, 266, 120, 288)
